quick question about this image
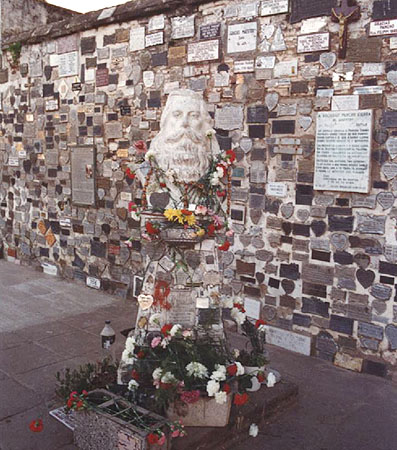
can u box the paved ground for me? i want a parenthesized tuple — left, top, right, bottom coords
(0, 260, 396, 450)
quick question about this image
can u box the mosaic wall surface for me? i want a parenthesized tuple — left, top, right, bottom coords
(0, 0, 396, 375)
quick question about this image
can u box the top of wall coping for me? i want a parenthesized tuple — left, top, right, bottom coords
(2, 0, 216, 49)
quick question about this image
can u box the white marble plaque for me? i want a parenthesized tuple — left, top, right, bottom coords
(148, 14, 165, 32)
(297, 32, 329, 53)
(58, 51, 79, 77)
(369, 19, 397, 36)
(227, 22, 258, 54)
(171, 15, 195, 40)
(244, 298, 261, 320)
(331, 95, 359, 111)
(87, 276, 101, 289)
(8, 156, 19, 166)
(260, 0, 289, 16)
(391, 37, 397, 50)
(361, 63, 385, 76)
(314, 110, 373, 193)
(265, 326, 311, 356)
(215, 105, 244, 130)
(256, 55, 276, 69)
(274, 59, 298, 77)
(354, 86, 384, 95)
(145, 32, 164, 47)
(97, 6, 116, 20)
(267, 182, 287, 197)
(71, 146, 96, 206)
(234, 60, 255, 73)
(238, 2, 259, 19)
(187, 40, 219, 63)
(130, 27, 145, 52)
(301, 17, 328, 34)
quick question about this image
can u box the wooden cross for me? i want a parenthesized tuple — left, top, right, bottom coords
(331, 0, 361, 59)
(24, 77, 34, 108)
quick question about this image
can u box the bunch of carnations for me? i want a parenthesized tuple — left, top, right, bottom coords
(66, 390, 88, 411)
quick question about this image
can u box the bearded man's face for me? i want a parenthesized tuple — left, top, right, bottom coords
(151, 96, 211, 183)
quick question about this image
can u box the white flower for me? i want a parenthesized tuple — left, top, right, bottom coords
(125, 336, 136, 353)
(128, 379, 139, 391)
(233, 348, 240, 359)
(267, 372, 276, 388)
(170, 324, 182, 337)
(121, 349, 135, 365)
(216, 166, 225, 178)
(258, 324, 266, 333)
(186, 362, 209, 379)
(210, 174, 220, 186)
(231, 307, 246, 325)
(236, 362, 245, 376)
(215, 391, 227, 405)
(131, 211, 140, 221)
(206, 379, 220, 397)
(211, 365, 226, 382)
(161, 372, 177, 384)
(206, 129, 214, 138)
(221, 296, 233, 309)
(160, 338, 169, 348)
(149, 314, 161, 327)
(145, 150, 155, 161)
(249, 423, 258, 437)
(152, 368, 162, 381)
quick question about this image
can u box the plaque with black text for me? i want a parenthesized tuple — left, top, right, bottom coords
(290, 0, 337, 24)
(71, 146, 96, 206)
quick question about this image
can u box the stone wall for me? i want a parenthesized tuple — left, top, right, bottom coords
(1, 0, 78, 42)
(0, 0, 396, 377)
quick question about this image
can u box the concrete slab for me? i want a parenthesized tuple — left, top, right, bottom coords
(0, 376, 41, 420)
(36, 330, 100, 358)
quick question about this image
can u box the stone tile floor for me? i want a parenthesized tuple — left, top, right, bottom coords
(0, 260, 396, 450)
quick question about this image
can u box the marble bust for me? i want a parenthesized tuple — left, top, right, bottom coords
(149, 89, 219, 183)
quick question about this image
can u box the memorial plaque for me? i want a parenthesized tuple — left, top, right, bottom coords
(256, 55, 276, 69)
(120, 105, 131, 116)
(358, 322, 383, 341)
(227, 22, 258, 54)
(168, 46, 186, 65)
(356, 214, 386, 235)
(314, 111, 372, 193)
(58, 51, 79, 77)
(234, 60, 255, 73)
(145, 32, 163, 47)
(45, 98, 59, 111)
(267, 182, 287, 197)
(377, 192, 395, 210)
(382, 111, 397, 128)
(71, 146, 96, 206)
(171, 15, 195, 40)
(302, 263, 334, 285)
(385, 324, 397, 350)
(167, 289, 196, 327)
(187, 40, 219, 63)
(265, 325, 311, 356)
(260, 0, 289, 16)
(352, 194, 376, 209)
(371, 283, 392, 301)
(331, 95, 359, 111)
(96, 68, 109, 87)
(247, 105, 268, 123)
(198, 308, 221, 325)
(297, 32, 329, 53)
(200, 23, 221, 40)
(346, 37, 382, 62)
(57, 34, 78, 54)
(215, 105, 244, 130)
(290, 0, 336, 24)
(382, 162, 397, 180)
(389, 137, 397, 160)
(130, 27, 145, 52)
(148, 14, 165, 32)
(390, 37, 397, 50)
(372, 1, 397, 21)
(384, 245, 397, 263)
(274, 59, 298, 77)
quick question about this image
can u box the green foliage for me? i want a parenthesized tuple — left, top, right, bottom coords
(55, 358, 119, 401)
(6, 42, 22, 66)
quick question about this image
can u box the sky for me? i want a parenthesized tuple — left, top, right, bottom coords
(47, 0, 128, 14)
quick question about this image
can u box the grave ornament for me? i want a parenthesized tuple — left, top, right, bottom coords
(331, 0, 361, 59)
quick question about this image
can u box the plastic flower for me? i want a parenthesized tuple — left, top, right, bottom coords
(267, 372, 276, 388)
(222, 383, 231, 394)
(182, 329, 192, 338)
(231, 307, 246, 325)
(216, 165, 226, 178)
(170, 324, 182, 337)
(206, 379, 220, 397)
(161, 324, 173, 337)
(145, 221, 160, 235)
(215, 391, 227, 405)
(153, 368, 162, 381)
(218, 240, 231, 251)
(211, 365, 226, 382)
(227, 364, 237, 376)
(236, 362, 244, 376)
(195, 228, 206, 238)
(195, 205, 208, 215)
(151, 336, 162, 348)
(210, 173, 220, 186)
(184, 214, 196, 226)
(226, 149, 236, 163)
(134, 140, 147, 153)
(180, 390, 201, 404)
(121, 349, 135, 365)
(29, 419, 43, 433)
(186, 362, 209, 379)
(125, 336, 136, 353)
(257, 371, 266, 383)
(161, 372, 177, 384)
(255, 319, 266, 328)
(249, 423, 259, 437)
(234, 392, 249, 406)
(128, 379, 139, 391)
(147, 433, 159, 445)
(226, 229, 234, 237)
(145, 150, 155, 161)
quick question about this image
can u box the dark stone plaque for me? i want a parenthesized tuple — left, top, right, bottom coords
(272, 120, 295, 134)
(290, 0, 337, 24)
(382, 111, 397, 128)
(302, 297, 330, 318)
(372, 1, 397, 20)
(198, 308, 221, 325)
(358, 322, 384, 341)
(346, 37, 382, 62)
(81, 37, 96, 55)
(280, 263, 300, 280)
(293, 313, 311, 327)
(71, 146, 96, 206)
(315, 331, 337, 361)
(152, 51, 168, 67)
(329, 314, 354, 335)
(200, 23, 221, 40)
(247, 106, 268, 123)
(72, 82, 82, 91)
(120, 105, 131, 116)
(302, 264, 334, 285)
(96, 68, 109, 87)
(361, 360, 387, 377)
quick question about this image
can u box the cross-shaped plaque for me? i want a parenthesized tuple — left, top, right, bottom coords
(24, 77, 34, 108)
(331, 0, 361, 59)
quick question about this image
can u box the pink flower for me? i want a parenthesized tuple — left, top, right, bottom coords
(124, 239, 133, 248)
(195, 205, 208, 215)
(212, 215, 223, 227)
(180, 390, 201, 404)
(172, 430, 180, 438)
(151, 337, 162, 348)
(158, 433, 166, 445)
(182, 330, 192, 338)
(226, 230, 234, 237)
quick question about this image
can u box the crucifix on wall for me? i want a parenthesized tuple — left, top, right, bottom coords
(24, 77, 34, 109)
(331, 0, 361, 59)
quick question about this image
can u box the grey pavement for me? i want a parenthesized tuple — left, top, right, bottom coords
(0, 260, 396, 450)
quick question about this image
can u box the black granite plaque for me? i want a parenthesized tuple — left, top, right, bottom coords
(329, 315, 354, 335)
(372, 1, 397, 20)
(200, 23, 221, 40)
(247, 106, 269, 123)
(81, 37, 96, 55)
(272, 120, 295, 134)
(290, 0, 337, 24)
(382, 111, 397, 128)
(120, 106, 131, 116)
(152, 51, 168, 67)
(302, 297, 330, 317)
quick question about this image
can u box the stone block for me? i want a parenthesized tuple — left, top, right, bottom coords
(334, 353, 363, 372)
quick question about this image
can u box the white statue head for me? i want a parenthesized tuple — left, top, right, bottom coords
(150, 89, 219, 183)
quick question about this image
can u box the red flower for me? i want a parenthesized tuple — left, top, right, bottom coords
(218, 240, 230, 251)
(222, 383, 231, 394)
(216, 164, 227, 177)
(134, 140, 147, 153)
(180, 390, 201, 404)
(181, 209, 192, 216)
(29, 419, 44, 433)
(66, 398, 74, 408)
(82, 390, 88, 396)
(161, 324, 173, 337)
(255, 319, 266, 328)
(216, 190, 226, 198)
(131, 370, 140, 380)
(137, 350, 146, 359)
(160, 382, 173, 390)
(125, 168, 136, 179)
(76, 400, 84, 409)
(70, 391, 78, 398)
(233, 303, 245, 313)
(160, 182, 166, 188)
(227, 364, 237, 376)
(234, 392, 249, 406)
(207, 223, 216, 236)
(257, 372, 265, 383)
(145, 222, 160, 235)
(128, 202, 137, 212)
(147, 433, 159, 445)
(226, 149, 236, 163)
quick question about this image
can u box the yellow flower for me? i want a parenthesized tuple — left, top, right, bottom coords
(164, 209, 178, 222)
(196, 228, 205, 238)
(185, 214, 196, 226)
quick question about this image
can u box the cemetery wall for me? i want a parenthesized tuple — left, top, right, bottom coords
(0, 0, 396, 377)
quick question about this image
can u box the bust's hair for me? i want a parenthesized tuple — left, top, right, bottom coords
(160, 89, 212, 132)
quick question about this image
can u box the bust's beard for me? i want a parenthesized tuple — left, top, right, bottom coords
(151, 129, 211, 183)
